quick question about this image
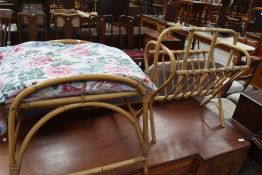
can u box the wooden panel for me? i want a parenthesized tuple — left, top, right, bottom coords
(251, 62, 262, 88)
(205, 148, 249, 175)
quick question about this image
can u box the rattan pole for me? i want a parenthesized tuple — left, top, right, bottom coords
(217, 91, 225, 127)
(16, 102, 145, 165)
(66, 157, 147, 175)
(204, 31, 218, 69)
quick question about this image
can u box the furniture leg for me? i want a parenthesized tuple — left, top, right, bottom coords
(149, 101, 156, 144)
(9, 165, 21, 175)
(218, 91, 225, 127)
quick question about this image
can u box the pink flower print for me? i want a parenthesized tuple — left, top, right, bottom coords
(0, 52, 3, 60)
(62, 83, 81, 93)
(0, 80, 4, 91)
(77, 49, 89, 56)
(68, 47, 89, 56)
(104, 66, 131, 74)
(9, 46, 24, 56)
(13, 46, 23, 53)
(28, 57, 53, 67)
(45, 66, 73, 76)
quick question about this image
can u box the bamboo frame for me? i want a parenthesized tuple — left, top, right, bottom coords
(49, 39, 89, 44)
(144, 27, 251, 143)
(7, 40, 150, 175)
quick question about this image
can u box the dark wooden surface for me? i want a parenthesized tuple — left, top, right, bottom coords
(232, 90, 262, 166)
(97, 0, 129, 20)
(0, 99, 250, 175)
(62, 0, 74, 9)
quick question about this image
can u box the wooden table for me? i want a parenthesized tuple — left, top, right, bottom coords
(140, 15, 254, 53)
(180, 0, 220, 26)
(167, 22, 255, 53)
(142, 27, 184, 50)
(0, 99, 250, 175)
(141, 14, 167, 32)
(53, 9, 96, 18)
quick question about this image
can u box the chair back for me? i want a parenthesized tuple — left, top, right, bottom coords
(0, 9, 13, 46)
(144, 27, 250, 103)
(80, 0, 93, 12)
(54, 14, 82, 39)
(17, 12, 47, 42)
(119, 15, 141, 50)
(245, 7, 262, 33)
(96, 15, 113, 45)
(230, 0, 251, 16)
(188, 2, 212, 26)
(82, 14, 113, 44)
(163, 0, 180, 22)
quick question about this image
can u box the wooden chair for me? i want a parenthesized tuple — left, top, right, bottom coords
(178, 1, 189, 25)
(50, 0, 63, 9)
(80, 0, 93, 12)
(229, 0, 251, 17)
(17, 12, 47, 42)
(163, 0, 180, 22)
(188, 2, 212, 26)
(0, 8, 13, 47)
(144, 27, 251, 143)
(226, 16, 243, 34)
(229, 35, 262, 92)
(82, 14, 113, 45)
(54, 13, 82, 39)
(119, 15, 144, 67)
(96, 15, 113, 45)
(244, 7, 262, 34)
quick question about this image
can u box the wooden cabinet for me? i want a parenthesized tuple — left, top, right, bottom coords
(232, 90, 262, 166)
(131, 148, 249, 175)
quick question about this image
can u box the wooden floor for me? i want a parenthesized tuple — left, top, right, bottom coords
(0, 99, 250, 175)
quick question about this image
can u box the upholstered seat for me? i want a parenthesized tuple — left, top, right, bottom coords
(123, 49, 144, 58)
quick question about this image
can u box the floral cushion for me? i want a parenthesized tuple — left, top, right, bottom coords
(0, 41, 156, 104)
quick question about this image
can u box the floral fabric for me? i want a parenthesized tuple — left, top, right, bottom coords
(0, 41, 156, 104)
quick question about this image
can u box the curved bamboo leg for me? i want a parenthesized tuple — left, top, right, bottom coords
(10, 102, 148, 175)
(217, 91, 225, 127)
(149, 101, 156, 144)
(9, 105, 17, 175)
(9, 165, 21, 175)
(142, 98, 149, 175)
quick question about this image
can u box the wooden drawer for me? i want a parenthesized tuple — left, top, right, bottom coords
(134, 157, 198, 175)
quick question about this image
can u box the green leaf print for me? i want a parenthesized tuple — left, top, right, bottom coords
(18, 68, 45, 81)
